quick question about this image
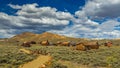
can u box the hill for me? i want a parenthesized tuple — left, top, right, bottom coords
(6, 32, 120, 46)
(9, 32, 87, 43)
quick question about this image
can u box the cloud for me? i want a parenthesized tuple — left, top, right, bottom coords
(0, 3, 74, 38)
(49, 0, 120, 39)
(50, 17, 120, 39)
(49, 20, 100, 38)
(82, 0, 120, 18)
(8, 4, 23, 9)
(57, 0, 120, 39)
(1, 2, 120, 39)
(9, 3, 73, 25)
(98, 20, 120, 32)
(0, 29, 15, 38)
(9, 3, 73, 21)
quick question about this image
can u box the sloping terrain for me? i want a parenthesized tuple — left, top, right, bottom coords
(9, 32, 87, 43)
(3, 31, 120, 46)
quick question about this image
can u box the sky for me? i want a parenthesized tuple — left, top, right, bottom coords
(0, 0, 120, 39)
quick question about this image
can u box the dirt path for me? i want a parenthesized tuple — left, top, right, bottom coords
(19, 48, 32, 54)
(19, 49, 52, 68)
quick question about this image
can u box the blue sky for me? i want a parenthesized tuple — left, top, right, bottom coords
(0, 0, 85, 15)
(0, 0, 120, 39)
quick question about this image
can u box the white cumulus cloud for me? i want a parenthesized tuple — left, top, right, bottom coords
(0, 3, 74, 38)
(0, 2, 120, 39)
(82, 0, 120, 18)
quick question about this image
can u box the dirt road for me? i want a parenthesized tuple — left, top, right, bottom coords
(19, 49, 51, 68)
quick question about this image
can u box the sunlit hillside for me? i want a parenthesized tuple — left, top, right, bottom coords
(9, 32, 88, 43)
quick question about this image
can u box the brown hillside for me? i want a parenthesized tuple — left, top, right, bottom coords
(9, 32, 86, 43)
(5, 32, 120, 46)
(10, 32, 38, 42)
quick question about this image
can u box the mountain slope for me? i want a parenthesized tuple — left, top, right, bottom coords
(10, 32, 86, 43)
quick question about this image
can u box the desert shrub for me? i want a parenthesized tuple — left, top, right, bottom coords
(1, 44, 120, 68)
(27, 45, 120, 68)
(48, 60, 67, 68)
(0, 45, 37, 68)
(52, 63, 67, 68)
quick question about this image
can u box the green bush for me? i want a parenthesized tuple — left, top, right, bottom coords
(0, 45, 37, 68)
(27, 45, 120, 68)
(1, 43, 120, 68)
(49, 60, 67, 68)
